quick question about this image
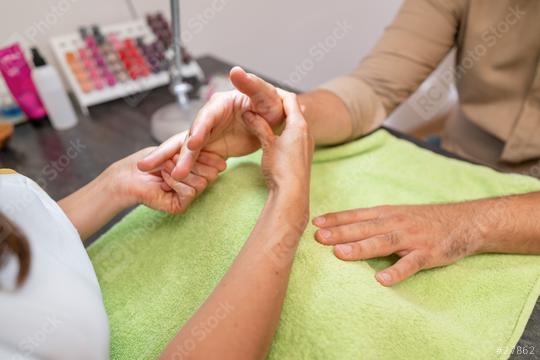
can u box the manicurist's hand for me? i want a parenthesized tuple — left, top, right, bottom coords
(137, 66, 284, 181)
(60, 147, 226, 241)
(111, 147, 226, 214)
(313, 202, 491, 286)
(160, 90, 313, 360)
(242, 89, 314, 219)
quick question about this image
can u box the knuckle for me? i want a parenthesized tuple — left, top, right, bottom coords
(349, 243, 364, 258)
(387, 266, 401, 281)
(327, 227, 341, 242)
(392, 213, 407, 224)
(382, 232, 400, 247)
(406, 225, 421, 236)
(320, 213, 334, 225)
(196, 177, 208, 191)
(370, 217, 385, 227)
(184, 186, 197, 198)
(357, 241, 372, 255)
(207, 168, 219, 182)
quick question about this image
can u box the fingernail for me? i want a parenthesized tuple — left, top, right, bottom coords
(319, 229, 332, 240)
(337, 244, 352, 256)
(313, 216, 326, 226)
(377, 272, 392, 284)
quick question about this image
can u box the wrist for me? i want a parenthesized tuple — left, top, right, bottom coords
(100, 162, 137, 210)
(267, 187, 309, 234)
(468, 197, 511, 254)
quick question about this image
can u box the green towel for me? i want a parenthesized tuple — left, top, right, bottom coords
(88, 129, 540, 360)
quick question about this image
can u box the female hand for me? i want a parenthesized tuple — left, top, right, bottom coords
(110, 147, 226, 214)
(242, 90, 314, 222)
(137, 67, 284, 181)
(160, 93, 315, 360)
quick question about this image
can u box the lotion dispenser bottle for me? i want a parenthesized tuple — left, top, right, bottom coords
(31, 47, 78, 130)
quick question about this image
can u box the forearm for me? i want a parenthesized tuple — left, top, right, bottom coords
(58, 165, 132, 241)
(298, 90, 357, 145)
(160, 190, 308, 359)
(475, 192, 540, 254)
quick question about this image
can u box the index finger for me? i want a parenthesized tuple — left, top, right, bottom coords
(313, 207, 384, 228)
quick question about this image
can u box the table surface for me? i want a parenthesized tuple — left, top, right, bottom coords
(0, 55, 537, 350)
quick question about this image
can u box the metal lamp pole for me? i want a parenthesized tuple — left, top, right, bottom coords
(150, 0, 204, 143)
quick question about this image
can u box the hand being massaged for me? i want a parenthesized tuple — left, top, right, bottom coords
(138, 67, 507, 287)
(137, 66, 285, 180)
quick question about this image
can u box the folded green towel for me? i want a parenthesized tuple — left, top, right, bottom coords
(88, 129, 540, 359)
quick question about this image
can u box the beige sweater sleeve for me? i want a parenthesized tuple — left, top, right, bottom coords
(319, 0, 464, 139)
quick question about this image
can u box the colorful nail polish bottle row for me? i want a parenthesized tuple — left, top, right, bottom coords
(65, 23, 170, 94)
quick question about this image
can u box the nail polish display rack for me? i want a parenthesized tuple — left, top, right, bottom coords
(50, 18, 204, 115)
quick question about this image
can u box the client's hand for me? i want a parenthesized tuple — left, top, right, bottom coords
(110, 147, 226, 214)
(312, 202, 488, 287)
(137, 66, 284, 181)
(242, 90, 314, 221)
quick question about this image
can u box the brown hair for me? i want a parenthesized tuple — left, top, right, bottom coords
(0, 212, 30, 288)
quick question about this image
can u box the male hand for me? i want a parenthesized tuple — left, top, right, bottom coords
(137, 67, 284, 180)
(313, 202, 490, 286)
(112, 147, 226, 214)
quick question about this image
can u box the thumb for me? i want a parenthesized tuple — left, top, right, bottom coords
(280, 91, 306, 130)
(230, 66, 267, 97)
(375, 251, 426, 286)
(230, 66, 281, 124)
(241, 111, 275, 150)
(137, 132, 186, 172)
